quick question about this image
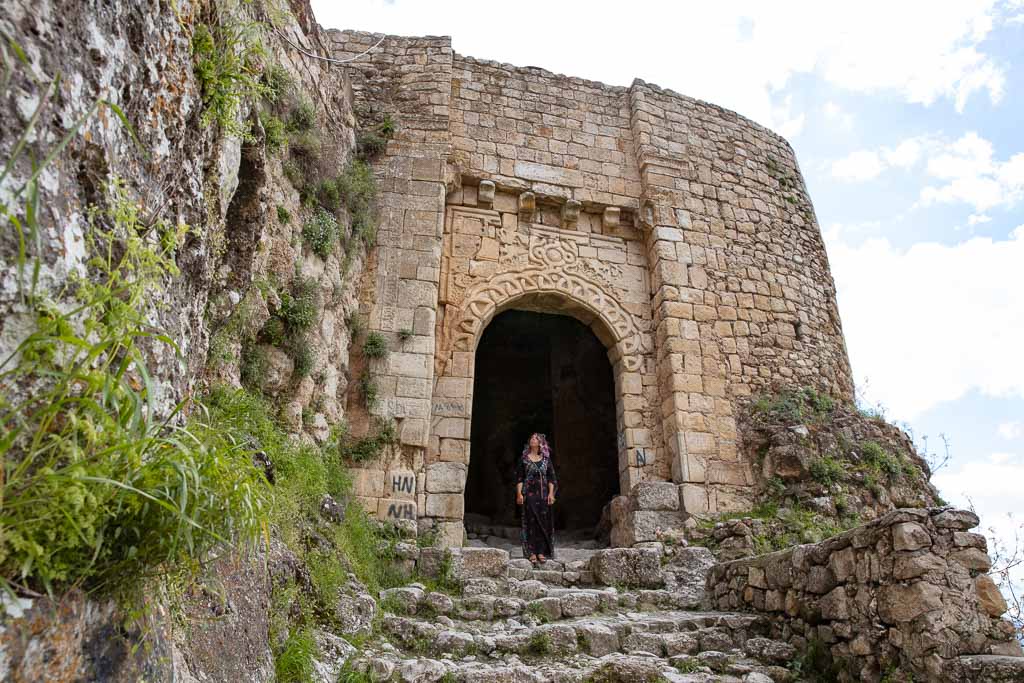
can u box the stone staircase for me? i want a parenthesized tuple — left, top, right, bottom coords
(328, 541, 1024, 682)
(338, 545, 797, 682)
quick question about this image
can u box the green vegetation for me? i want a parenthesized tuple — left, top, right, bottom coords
(338, 417, 397, 464)
(527, 631, 552, 655)
(262, 63, 292, 104)
(525, 602, 551, 624)
(274, 628, 318, 683)
(0, 181, 269, 597)
(191, 20, 268, 139)
(752, 387, 835, 424)
(287, 99, 317, 133)
(291, 338, 313, 378)
(261, 111, 287, 152)
(338, 159, 378, 245)
(398, 328, 413, 342)
(809, 455, 844, 487)
(301, 207, 338, 259)
(276, 204, 292, 225)
(346, 312, 365, 338)
(362, 331, 388, 359)
(359, 373, 379, 408)
(355, 115, 396, 159)
(860, 440, 905, 479)
(337, 665, 375, 683)
(279, 277, 318, 332)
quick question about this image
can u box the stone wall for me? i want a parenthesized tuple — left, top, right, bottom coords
(325, 29, 856, 542)
(707, 507, 1021, 681)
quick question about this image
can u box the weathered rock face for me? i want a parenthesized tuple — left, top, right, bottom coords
(0, 0, 368, 679)
(708, 507, 1022, 682)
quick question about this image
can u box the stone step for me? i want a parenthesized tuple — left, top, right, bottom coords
(382, 580, 707, 625)
(957, 654, 1024, 682)
(378, 609, 771, 660)
(345, 645, 790, 682)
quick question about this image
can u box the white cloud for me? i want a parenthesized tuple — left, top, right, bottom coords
(826, 225, 1024, 420)
(831, 136, 934, 182)
(831, 150, 884, 182)
(998, 421, 1024, 439)
(822, 101, 854, 130)
(920, 133, 1024, 211)
(830, 132, 1024, 211)
(968, 213, 992, 225)
(314, 0, 1013, 135)
(770, 94, 806, 139)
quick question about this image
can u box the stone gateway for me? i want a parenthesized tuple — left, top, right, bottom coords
(331, 31, 853, 546)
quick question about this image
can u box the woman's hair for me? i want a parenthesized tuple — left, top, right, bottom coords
(522, 432, 550, 459)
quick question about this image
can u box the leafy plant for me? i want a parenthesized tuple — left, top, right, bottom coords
(526, 631, 552, 655)
(275, 627, 317, 683)
(301, 207, 337, 259)
(279, 278, 318, 332)
(362, 331, 388, 359)
(861, 440, 902, 479)
(291, 338, 313, 378)
(339, 418, 397, 464)
(359, 373, 379, 408)
(337, 159, 377, 245)
(809, 456, 844, 487)
(262, 63, 292, 104)
(191, 20, 268, 139)
(276, 204, 291, 225)
(261, 111, 287, 152)
(0, 181, 269, 596)
(398, 328, 413, 342)
(287, 99, 316, 133)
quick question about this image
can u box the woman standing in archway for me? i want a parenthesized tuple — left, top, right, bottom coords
(516, 433, 557, 565)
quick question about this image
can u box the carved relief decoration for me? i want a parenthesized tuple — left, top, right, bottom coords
(437, 205, 648, 376)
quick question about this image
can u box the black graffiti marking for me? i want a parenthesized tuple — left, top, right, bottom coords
(392, 474, 415, 494)
(386, 502, 416, 520)
(635, 448, 648, 467)
(432, 400, 466, 416)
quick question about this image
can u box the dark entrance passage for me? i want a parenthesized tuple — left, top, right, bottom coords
(466, 309, 618, 536)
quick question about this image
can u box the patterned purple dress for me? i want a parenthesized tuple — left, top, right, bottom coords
(517, 452, 557, 558)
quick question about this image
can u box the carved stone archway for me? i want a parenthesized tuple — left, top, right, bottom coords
(426, 269, 650, 541)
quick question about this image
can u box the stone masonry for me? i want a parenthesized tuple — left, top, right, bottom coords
(329, 31, 854, 546)
(708, 507, 1022, 681)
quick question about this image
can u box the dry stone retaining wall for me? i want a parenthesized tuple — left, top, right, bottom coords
(707, 507, 1021, 681)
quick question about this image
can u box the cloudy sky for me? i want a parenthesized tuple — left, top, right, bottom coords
(313, 0, 1024, 569)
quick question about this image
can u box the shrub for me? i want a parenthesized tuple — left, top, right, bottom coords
(809, 456, 844, 487)
(316, 178, 341, 211)
(0, 181, 269, 596)
(527, 631, 552, 655)
(287, 100, 316, 133)
(339, 417, 397, 464)
(752, 387, 835, 425)
(276, 204, 291, 225)
(291, 338, 313, 378)
(363, 331, 388, 359)
(279, 278, 318, 332)
(282, 159, 304, 187)
(359, 373, 379, 408)
(259, 316, 286, 346)
(398, 328, 413, 342)
(240, 339, 269, 388)
(261, 112, 287, 152)
(356, 130, 387, 159)
(191, 21, 268, 139)
(861, 440, 902, 479)
(338, 159, 377, 244)
(302, 207, 337, 259)
(262, 63, 292, 104)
